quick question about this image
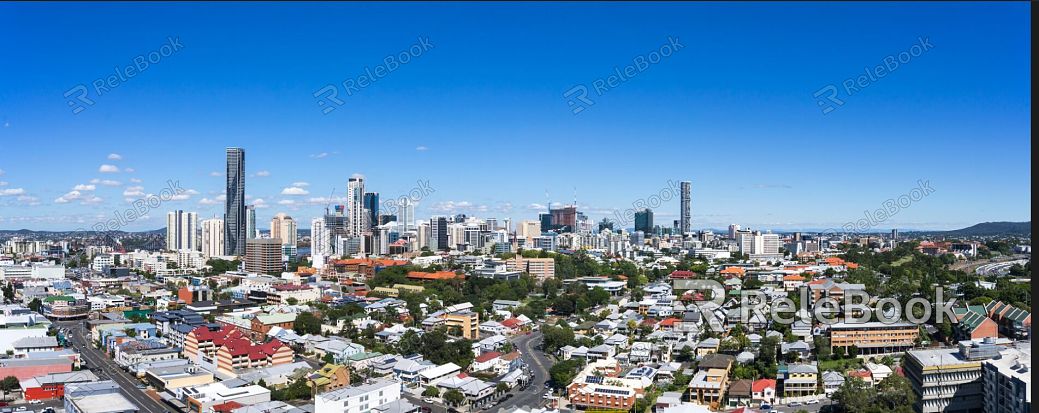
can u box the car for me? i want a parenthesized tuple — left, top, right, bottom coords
(15, 408, 26, 412)
(136, 384, 147, 389)
(789, 402, 803, 407)
(28, 401, 42, 405)
(807, 399, 819, 404)
(422, 398, 434, 403)
(759, 404, 772, 411)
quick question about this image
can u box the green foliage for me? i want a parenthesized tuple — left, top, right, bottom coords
(443, 389, 465, 406)
(419, 329, 473, 368)
(831, 375, 915, 413)
(206, 258, 241, 274)
(541, 323, 575, 353)
(422, 386, 439, 397)
(270, 377, 311, 401)
(28, 298, 42, 312)
(293, 312, 322, 335)
(549, 359, 582, 387)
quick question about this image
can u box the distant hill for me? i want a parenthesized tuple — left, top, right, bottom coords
(940, 221, 1031, 237)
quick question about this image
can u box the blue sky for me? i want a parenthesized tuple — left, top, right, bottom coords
(0, 2, 1030, 232)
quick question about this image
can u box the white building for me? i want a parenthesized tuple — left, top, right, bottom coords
(201, 219, 224, 259)
(315, 378, 406, 413)
(166, 210, 199, 251)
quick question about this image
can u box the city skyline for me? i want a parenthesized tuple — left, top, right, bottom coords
(0, 2, 1030, 231)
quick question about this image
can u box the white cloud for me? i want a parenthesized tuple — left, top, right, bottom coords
(527, 203, 547, 211)
(16, 195, 39, 206)
(107, 153, 122, 160)
(82, 195, 104, 205)
(415, 145, 429, 151)
(0, 169, 5, 176)
(291, 181, 310, 187)
(253, 198, 269, 208)
(310, 152, 329, 159)
(89, 178, 100, 184)
(351, 173, 365, 179)
(0, 188, 26, 196)
(124, 167, 135, 173)
(217, 194, 227, 201)
(199, 198, 220, 205)
(281, 187, 309, 196)
(55, 190, 83, 203)
(123, 186, 145, 197)
(210, 171, 221, 177)
(99, 164, 120, 173)
(430, 200, 476, 213)
(278, 199, 295, 205)
(129, 178, 142, 183)
(100, 179, 122, 187)
(256, 170, 271, 177)
(0, 181, 6, 186)
(73, 184, 96, 191)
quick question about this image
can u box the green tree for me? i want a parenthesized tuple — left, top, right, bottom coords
(28, 298, 42, 312)
(549, 359, 581, 387)
(443, 389, 465, 406)
(0, 376, 19, 400)
(286, 297, 299, 306)
(422, 386, 439, 397)
(293, 312, 322, 335)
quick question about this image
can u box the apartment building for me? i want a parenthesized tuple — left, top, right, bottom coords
(780, 363, 819, 399)
(505, 256, 555, 282)
(567, 359, 646, 411)
(829, 321, 919, 356)
(904, 340, 1000, 413)
(982, 345, 1031, 413)
(183, 325, 293, 376)
(315, 377, 416, 413)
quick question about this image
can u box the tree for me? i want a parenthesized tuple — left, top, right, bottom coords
(549, 359, 581, 387)
(322, 353, 335, 364)
(293, 312, 322, 335)
(28, 298, 42, 312)
(286, 297, 299, 306)
(0, 376, 21, 400)
(443, 389, 465, 406)
(422, 386, 439, 397)
(541, 324, 575, 353)
(496, 382, 510, 394)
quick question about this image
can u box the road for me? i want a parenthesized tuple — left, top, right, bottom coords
(975, 258, 1029, 276)
(58, 321, 172, 413)
(499, 331, 553, 411)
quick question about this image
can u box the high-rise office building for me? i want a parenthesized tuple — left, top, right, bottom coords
(431, 216, 448, 251)
(270, 213, 297, 261)
(363, 192, 379, 230)
(634, 208, 654, 234)
(324, 205, 348, 255)
(201, 218, 224, 258)
(224, 147, 246, 256)
(891, 229, 899, 241)
(347, 177, 365, 236)
(246, 205, 257, 239)
(728, 224, 741, 239)
(245, 238, 282, 275)
(679, 181, 691, 234)
(400, 198, 414, 231)
(166, 210, 198, 251)
(311, 217, 328, 256)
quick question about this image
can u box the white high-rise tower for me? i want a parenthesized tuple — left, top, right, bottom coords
(347, 177, 365, 236)
(166, 210, 198, 251)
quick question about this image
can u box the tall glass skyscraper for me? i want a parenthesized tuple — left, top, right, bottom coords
(680, 180, 691, 234)
(224, 147, 246, 256)
(363, 192, 379, 230)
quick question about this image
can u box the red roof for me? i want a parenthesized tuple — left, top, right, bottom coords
(474, 351, 503, 363)
(670, 270, 698, 279)
(501, 318, 521, 328)
(212, 401, 243, 413)
(658, 317, 678, 327)
(752, 379, 776, 392)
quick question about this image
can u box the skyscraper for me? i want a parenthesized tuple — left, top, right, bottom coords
(166, 210, 198, 251)
(270, 212, 297, 261)
(201, 218, 224, 258)
(311, 217, 328, 256)
(363, 192, 379, 230)
(431, 216, 448, 251)
(679, 181, 691, 234)
(224, 147, 246, 256)
(634, 208, 654, 233)
(246, 205, 257, 239)
(347, 177, 365, 236)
